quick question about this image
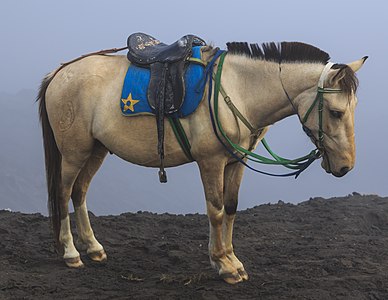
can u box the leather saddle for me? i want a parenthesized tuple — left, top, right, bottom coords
(126, 33, 206, 182)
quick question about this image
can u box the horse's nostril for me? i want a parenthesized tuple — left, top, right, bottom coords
(340, 166, 350, 176)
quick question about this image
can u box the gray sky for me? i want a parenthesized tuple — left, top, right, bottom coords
(0, 0, 387, 214)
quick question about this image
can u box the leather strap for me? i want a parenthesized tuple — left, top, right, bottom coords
(168, 117, 194, 161)
(318, 62, 335, 88)
(208, 51, 320, 177)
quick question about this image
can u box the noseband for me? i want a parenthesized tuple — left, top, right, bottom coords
(279, 62, 342, 155)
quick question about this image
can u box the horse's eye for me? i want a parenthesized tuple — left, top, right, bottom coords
(330, 110, 343, 119)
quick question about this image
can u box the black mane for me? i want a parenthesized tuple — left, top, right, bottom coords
(226, 41, 330, 64)
(226, 41, 358, 93)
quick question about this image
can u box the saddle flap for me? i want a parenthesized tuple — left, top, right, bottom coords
(147, 61, 185, 112)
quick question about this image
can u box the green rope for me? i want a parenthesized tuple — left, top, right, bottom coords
(168, 117, 194, 162)
(213, 52, 320, 169)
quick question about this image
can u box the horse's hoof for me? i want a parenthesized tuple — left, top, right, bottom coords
(64, 256, 84, 268)
(88, 249, 107, 262)
(238, 269, 249, 281)
(220, 272, 243, 285)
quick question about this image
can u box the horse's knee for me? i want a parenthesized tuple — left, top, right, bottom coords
(206, 200, 224, 224)
(224, 199, 238, 215)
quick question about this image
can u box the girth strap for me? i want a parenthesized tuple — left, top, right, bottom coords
(168, 117, 194, 162)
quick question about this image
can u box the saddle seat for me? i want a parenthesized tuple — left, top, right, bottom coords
(127, 32, 205, 65)
(126, 32, 206, 183)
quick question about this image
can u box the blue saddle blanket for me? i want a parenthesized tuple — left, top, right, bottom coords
(121, 46, 205, 117)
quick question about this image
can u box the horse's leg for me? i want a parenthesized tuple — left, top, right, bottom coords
(223, 162, 248, 280)
(198, 159, 242, 284)
(71, 141, 108, 262)
(60, 157, 89, 268)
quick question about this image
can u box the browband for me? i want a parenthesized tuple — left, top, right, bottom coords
(318, 62, 335, 88)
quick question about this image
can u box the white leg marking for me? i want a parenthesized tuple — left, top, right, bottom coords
(74, 202, 103, 254)
(223, 213, 248, 280)
(59, 216, 80, 259)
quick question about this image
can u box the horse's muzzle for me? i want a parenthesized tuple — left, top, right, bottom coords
(332, 166, 351, 178)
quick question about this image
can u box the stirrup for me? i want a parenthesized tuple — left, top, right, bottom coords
(158, 167, 167, 183)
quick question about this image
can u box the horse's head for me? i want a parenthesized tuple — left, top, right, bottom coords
(297, 57, 367, 177)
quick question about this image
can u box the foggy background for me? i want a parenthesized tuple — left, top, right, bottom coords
(0, 0, 386, 215)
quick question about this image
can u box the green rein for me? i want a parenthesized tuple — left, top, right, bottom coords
(213, 52, 341, 172)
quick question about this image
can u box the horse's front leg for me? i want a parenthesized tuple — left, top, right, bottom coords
(223, 162, 248, 280)
(198, 159, 243, 284)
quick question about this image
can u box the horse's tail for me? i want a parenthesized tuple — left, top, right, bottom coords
(37, 70, 62, 250)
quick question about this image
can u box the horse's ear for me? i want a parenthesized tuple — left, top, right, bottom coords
(327, 67, 347, 86)
(347, 56, 368, 72)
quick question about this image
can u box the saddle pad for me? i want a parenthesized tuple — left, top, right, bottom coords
(121, 46, 205, 117)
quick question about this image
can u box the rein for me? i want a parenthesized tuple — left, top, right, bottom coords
(207, 51, 342, 177)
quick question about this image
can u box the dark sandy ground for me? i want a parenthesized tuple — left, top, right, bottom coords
(1, 193, 388, 299)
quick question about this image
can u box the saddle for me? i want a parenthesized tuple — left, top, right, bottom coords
(126, 33, 206, 182)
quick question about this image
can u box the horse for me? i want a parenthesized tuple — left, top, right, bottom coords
(37, 40, 366, 284)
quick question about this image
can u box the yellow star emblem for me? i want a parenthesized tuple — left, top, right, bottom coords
(121, 93, 140, 112)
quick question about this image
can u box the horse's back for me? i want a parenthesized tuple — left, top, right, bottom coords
(46, 55, 129, 108)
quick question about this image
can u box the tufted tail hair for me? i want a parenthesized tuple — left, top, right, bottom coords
(37, 71, 62, 251)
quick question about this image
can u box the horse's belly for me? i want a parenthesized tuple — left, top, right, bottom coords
(94, 115, 191, 168)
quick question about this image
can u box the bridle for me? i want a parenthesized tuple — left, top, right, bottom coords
(205, 50, 344, 177)
(279, 61, 342, 156)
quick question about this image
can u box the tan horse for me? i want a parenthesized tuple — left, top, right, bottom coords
(38, 41, 366, 284)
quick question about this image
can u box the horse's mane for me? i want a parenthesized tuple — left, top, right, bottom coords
(226, 41, 358, 94)
(226, 41, 330, 64)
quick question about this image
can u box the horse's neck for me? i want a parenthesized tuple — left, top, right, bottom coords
(222, 55, 323, 128)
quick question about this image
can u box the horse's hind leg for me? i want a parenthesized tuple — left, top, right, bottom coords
(60, 156, 90, 268)
(71, 141, 108, 262)
(223, 163, 248, 280)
